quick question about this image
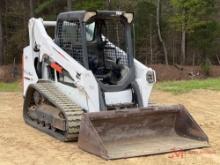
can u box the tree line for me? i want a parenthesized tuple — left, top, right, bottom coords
(0, 0, 220, 68)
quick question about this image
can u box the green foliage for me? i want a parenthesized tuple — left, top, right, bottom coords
(0, 81, 21, 92)
(190, 21, 220, 54)
(109, 0, 137, 11)
(74, 0, 105, 10)
(157, 78, 220, 94)
(190, 21, 220, 67)
(2, 0, 29, 64)
(35, 0, 55, 15)
(200, 62, 211, 76)
(135, 1, 156, 37)
(1, 0, 220, 66)
(169, 0, 215, 32)
(134, 0, 157, 60)
(169, 0, 218, 65)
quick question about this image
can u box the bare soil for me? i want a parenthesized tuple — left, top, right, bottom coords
(0, 90, 220, 165)
(150, 64, 220, 81)
(0, 65, 21, 82)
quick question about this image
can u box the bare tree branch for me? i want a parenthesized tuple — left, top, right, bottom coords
(0, 6, 3, 65)
(67, 0, 72, 11)
(29, 0, 34, 17)
(156, 0, 168, 65)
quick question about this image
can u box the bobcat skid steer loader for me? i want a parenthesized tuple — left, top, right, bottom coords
(23, 11, 209, 160)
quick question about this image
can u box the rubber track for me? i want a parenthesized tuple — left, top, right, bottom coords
(24, 83, 83, 142)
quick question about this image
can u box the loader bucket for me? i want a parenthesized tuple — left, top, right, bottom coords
(78, 105, 209, 160)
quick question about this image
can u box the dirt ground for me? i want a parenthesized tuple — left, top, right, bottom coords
(0, 65, 21, 82)
(0, 90, 220, 165)
(150, 64, 220, 81)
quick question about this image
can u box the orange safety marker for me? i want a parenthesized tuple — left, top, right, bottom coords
(50, 62, 63, 73)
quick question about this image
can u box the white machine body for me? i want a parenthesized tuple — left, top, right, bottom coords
(23, 18, 156, 113)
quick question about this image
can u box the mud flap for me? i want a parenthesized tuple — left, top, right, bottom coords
(78, 105, 209, 160)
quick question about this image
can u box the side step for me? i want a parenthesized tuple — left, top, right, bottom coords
(78, 105, 209, 160)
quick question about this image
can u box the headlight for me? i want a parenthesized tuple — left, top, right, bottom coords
(146, 70, 155, 84)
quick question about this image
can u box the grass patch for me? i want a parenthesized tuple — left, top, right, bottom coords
(0, 81, 21, 92)
(156, 78, 220, 94)
(1, 78, 220, 94)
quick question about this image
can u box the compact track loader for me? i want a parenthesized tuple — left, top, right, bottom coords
(23, 10, 209, 160)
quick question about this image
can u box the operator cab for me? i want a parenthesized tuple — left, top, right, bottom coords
(55, 11, 135, 91)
